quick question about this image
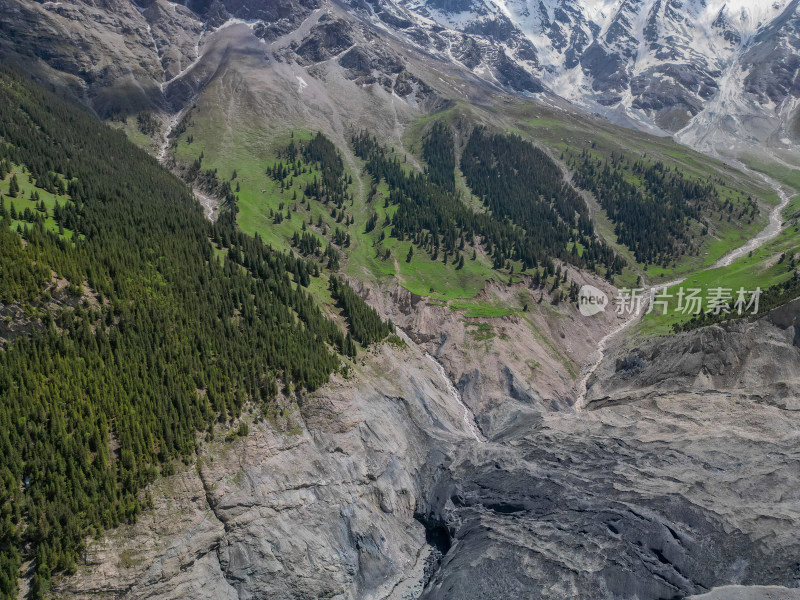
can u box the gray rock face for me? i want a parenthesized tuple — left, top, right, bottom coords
(690, 586, 800, 600)
(743, 0, 800, 106)
(4, 0, 798, 160)
(417, 387, 800, 598)
(187, 0, 321, 33)
(586, 297, 800, 410)
(413, 301, 800, 599)
(55, 289, 800, 600)
(54, 342, 479, 599)
(493, 48, 544, 93)
(0, 0, 202, 115)
(295, 17, 355, 63)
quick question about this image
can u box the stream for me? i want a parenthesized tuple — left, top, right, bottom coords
(424, 353, 486, 443)
(575, 173, 791, 409)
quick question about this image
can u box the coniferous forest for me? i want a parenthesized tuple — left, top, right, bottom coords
(354, 126, 623, 277)
(0, 62, 782, 599)
(329, 276, 394, 347)
(0, 68, 389, 597)
(568, 150, 749, 266)
(422, 122, 457, 192)
(460, 128, 622, 275)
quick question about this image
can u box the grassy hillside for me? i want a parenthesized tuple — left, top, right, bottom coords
(633, 152, 800, 335)
(171, 120, 500, 300)
(502, 103, 774, 281)
(640, 192, 800, 335)
(168, 99, 588, 309)
(397, 101, 778, 287)
(164, 78, 784, 332)
(0, 163, 78, 240)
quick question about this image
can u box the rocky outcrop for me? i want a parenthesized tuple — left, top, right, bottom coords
(416, 385, 800, 599)
(585, 297, 800, 410)
(412, 300, 800, 599)
(54, 288, 800, 599)
(188, 0, 321, 35)
(54, 341, 478, 599)
(294, 17, 355, 63)
(0, 0, 205, 116)
(351, 276, 625, 437)
(741, 0, 800, 107)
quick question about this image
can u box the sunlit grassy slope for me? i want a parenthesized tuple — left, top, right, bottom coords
(639, 193, 800, 336)
(0, 164, 77, 240)
(638, 159, 800, 336)
(503, 102, 777, 282)
(166, 87, 783, 327)
(170, 98, 506, 306)
(399, 101, 776, 287)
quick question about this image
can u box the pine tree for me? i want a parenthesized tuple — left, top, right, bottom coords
(0, 69, 370, 596)
(8, 174, 19, 197)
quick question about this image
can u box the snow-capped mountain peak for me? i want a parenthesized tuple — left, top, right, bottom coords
(383, 0, 799, 142)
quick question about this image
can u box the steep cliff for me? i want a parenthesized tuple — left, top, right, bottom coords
(585, 297, 800, 410)
(54, 292, 800, 599)
(413, 299, 800, 599)
(54, 340, 475, 599)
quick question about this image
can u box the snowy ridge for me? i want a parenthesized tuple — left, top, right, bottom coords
(388, 0, 798, 143)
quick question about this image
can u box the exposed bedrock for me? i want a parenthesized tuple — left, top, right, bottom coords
(585, 297, 800, 410)
(413, 300, 800, 599)
(54, 342, 477, 599)
(56, 294, 800, 599)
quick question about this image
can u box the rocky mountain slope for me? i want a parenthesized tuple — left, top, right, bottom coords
(52, 276, 800, 600)
(585, 297, 800, 410)
(374, 0, 800, 155)
(3, 0, 798, 164)
(53, 341, 469, 600)
(2, 0, 799, 598)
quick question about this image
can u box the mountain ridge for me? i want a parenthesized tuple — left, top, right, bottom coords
(2, 0, 797, 168)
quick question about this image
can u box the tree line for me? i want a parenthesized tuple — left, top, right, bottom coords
(329, 276, 394, 348)
(460, 127, 622, 275)
(568, 150, 731, 266)
(672, 272, 800, 333)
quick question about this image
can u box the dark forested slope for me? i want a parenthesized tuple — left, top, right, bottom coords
(0, 69, 388, 598)
(355, 125, 623, 278)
